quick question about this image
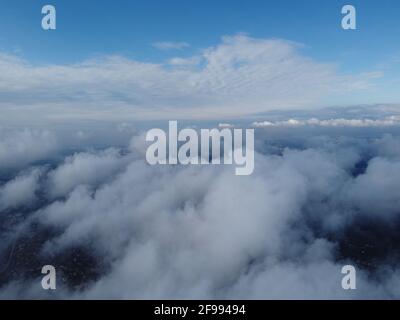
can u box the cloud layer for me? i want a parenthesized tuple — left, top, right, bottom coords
(252, 115, 400, 128)
(0, 35, 382, 122)
(1, 123, 400, 299)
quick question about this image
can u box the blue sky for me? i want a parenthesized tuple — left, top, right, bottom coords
(0, 0, 400, 121)
(1, 0, 399, 69)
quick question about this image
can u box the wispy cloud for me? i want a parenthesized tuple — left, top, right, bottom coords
(151, 41, 190, 50)
(167, 56, 201, 66)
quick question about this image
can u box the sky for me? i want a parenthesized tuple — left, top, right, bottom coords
(0, 0, 400, 121)
(0, 0, 399, 68)
(3, 1, 400, 299)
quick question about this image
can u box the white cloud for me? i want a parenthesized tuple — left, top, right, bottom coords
(252, 115, 400, 127)
(1, 127, 400, 299)
(0, 128, 57, 171)
(0, 35, 383, 122)
(46, 148, 131, 198)
(151, 41, 190, 50)
(0, 169, 41, 210)
(167, 56, 201, 66)
(347, 157, 400, 217)
(218, 123, 235, 128)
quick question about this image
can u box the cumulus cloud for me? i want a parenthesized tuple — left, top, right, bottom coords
(346, 157, 400, 218)
(46, 148, 131, 199)
(0, 169, 41, 211)
(0, 128, 57, 172)
(0, 35, 383, 122)
(1, 123, 400, 299)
